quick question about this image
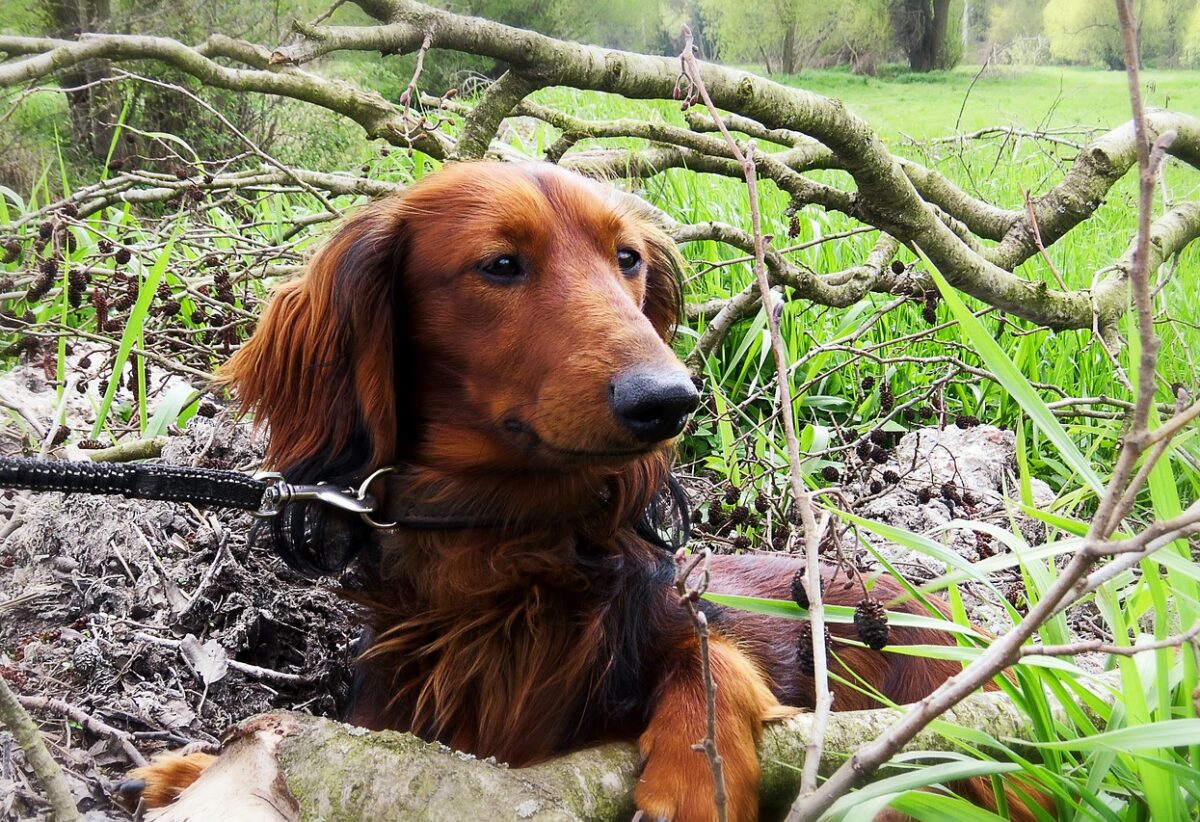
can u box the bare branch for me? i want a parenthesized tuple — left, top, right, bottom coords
(0, 676, 82, 821)
(1021, 622, 1200, 658)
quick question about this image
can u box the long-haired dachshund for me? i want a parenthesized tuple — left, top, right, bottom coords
(128, 162, 1043, 821)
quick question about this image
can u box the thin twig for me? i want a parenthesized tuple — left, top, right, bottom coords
(1021, 188, 1068, 290)
(132, 632, 315, 686)
(676, 29, 833, 809)
(16, 696, 148, 768)
(38, 377, 76, 458)
(784, 4, 1191, 818)
(1021, 622, 1200, 658)
(673, 547, 726, 822)
(112, 69, 343, 217)
(0, 675, 82, 821)
(398, 32, 433, 108)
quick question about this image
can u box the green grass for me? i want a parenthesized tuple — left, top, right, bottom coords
(518, 72, 1200, 492)
(771, 64, 1200, 141)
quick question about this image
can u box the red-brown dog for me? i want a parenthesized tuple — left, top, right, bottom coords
(129, 162, 1041, 820)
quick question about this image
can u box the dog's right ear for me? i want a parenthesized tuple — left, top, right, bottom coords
(218, 198, 407, 481)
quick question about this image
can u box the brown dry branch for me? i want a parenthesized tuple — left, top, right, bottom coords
(16, 695, 149, 768)
(1020, 622, 1200, 659)
(3, 166, 398, 228)
(672, 547, 727, 822)
(133, 631, 317, 686)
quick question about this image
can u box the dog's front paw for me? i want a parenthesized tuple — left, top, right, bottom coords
(636, 636, 778, 822)
(634, 754, 722, 822)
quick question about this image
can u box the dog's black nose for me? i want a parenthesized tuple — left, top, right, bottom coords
(610, 368, 700, 443)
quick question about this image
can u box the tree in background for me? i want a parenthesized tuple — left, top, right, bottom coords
(838, 0, 895, 74)
(1186, 4, 1200, 65)
(458, 0, 678, 52)
(987, 0, 1048, 45)
(696, 0, 960, 75)
(891, 0, 962, 70)
(694, 0, 817, 74)
(41, 0, 117, 161)
(1042, 0, 1192, 68)
(6, 0, 331, 181)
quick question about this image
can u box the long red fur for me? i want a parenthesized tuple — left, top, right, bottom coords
(132, 162, 1052, 821)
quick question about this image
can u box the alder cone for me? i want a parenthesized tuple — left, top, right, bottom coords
(790, 568, 808, 609)
(795, 622, 830, 677)
(790, 568, 823, 610)
(854, 597, 889, 650)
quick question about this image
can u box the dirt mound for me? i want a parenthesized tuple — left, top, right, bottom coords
(0, 417, 358, 821)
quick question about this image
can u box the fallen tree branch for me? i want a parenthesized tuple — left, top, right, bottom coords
(17, 695, 148, 768)
(87, 436, 168, 462)
(145, 676, 1119, 822)
(5, 6, 1200, 331)
(0, 32, 449, 157)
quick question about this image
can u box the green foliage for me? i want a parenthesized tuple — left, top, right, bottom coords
(1042, 0, 1195, 68)
(657, 68, 1198, 816)
(455, 0, 671, 52)
(696, 0, 895, 74)
(890, 0, 963, 70)
(1184, 4, 1200, 66)
(838, 0, 895, 71)
(3, 49, 1200, 816)
(696, 0, 805, 70)
(987, 0, 1049, 45)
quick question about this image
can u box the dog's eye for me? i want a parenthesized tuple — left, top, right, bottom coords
(480, 255, 525, 281)
(616, 248, 642, 275)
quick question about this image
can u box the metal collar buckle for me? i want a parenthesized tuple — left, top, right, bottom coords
(253, 466, 397, 529)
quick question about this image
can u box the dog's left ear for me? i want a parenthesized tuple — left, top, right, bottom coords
(639, 223, 685, 340)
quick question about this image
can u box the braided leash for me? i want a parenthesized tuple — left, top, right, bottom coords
(0, 456, 383, 523)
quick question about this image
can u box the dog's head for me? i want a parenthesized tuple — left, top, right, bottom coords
(222, 162, 696, 489)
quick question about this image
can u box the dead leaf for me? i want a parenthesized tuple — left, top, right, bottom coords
(178, 634, 229, 686)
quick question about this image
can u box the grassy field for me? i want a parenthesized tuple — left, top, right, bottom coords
(774, 64, 1200, 140)
(519, 74, 1200, 819)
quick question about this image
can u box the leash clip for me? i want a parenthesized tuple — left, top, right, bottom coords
(254, 468, 398, 529)
(254, 473, 377, 518)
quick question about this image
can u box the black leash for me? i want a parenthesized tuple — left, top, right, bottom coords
(0, 455, 382, 523)
(0, 455, 267, 510)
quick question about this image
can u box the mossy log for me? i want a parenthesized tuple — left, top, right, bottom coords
(146, 679, 1109, 822)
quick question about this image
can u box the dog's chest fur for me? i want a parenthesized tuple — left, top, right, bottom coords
(350, 529, 682, 765)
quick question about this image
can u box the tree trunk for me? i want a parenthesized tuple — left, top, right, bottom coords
(907, 0, 952, 73)
(929, 0, 951, 67)
(42, 0, 117, 161)
(147, 677, 1117, 822)
(781, 22, 797, 75)
(758, 45, 774, 76)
